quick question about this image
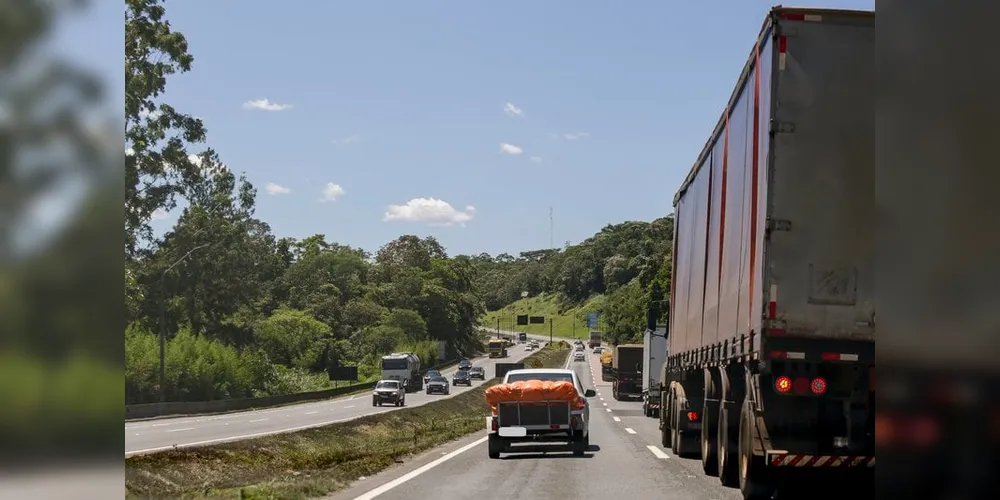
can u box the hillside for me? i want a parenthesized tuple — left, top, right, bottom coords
(473, 217, 674, 345)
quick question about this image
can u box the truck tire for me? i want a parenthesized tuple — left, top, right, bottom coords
(739, 398, 776, 499)
(718, 405, 739, 486)
(701, 374, 719, 476)
(672, 392, 699, 458)
(572, 431, 586, 456)
(488, 434, 503, 459)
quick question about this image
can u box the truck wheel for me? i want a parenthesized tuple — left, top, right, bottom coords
(572, 431, 586, 456)
(718, 406, 739, 487)
(701, 407, 719, 475)
(487, 434, 503, 459)
(739, 399, 775, 499)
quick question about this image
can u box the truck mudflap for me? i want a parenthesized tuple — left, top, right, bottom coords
(767, 452, 874, 468)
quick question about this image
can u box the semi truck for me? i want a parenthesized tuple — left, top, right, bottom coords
(380, 352, 423, 392)
(655, 7, 874, 499)
(641, 327, 668, 417)
(517, 332, 528, 343)
(488, 339, 508, 358)
(588, 330, 602, 348)
(611, 344, 643, 400)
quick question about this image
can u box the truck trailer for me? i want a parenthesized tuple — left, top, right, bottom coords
(588, 330, 602, 348)
(380, 352, 423, 393)
(611, 344, 643, 401)
(655, 7, 874, 499)
(642, 327, 668, 417)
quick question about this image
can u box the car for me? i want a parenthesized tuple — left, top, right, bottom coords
(453, 369, 472, 386)
(573, 351, 586, 362)
(525, 344, 535, 352)
(372, 380, 405, 407)
(592, 346, 604, 354)
(486, 368, 596, 458)
(458, 359, 473, 371)
(426, 376, 450, 395)
(423, 369, 441, 385)
(469, 366, 486, 380)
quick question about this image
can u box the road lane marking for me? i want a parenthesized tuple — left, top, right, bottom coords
(166, 427, 195, 433)
(613, 417, 621, 422)
(603, 402, 607, 406)
(352, 436, 488, 500)
(606, 408, 612, 412)
(249, 418, 268, 423)
(344, 405, 355, 409)
(304, 411, 319, 415)
(647, 445, 670, 459)
(625, 428, 637, 434)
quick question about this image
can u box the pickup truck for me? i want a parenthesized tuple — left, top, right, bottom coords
(485, 368, 596, 458)
(371, 380, 405, 407)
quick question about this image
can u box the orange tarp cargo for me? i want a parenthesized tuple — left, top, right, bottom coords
(600, 352, 613, 364)
(485, 380, 585, 412)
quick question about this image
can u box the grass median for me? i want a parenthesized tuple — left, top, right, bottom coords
(125, 342, 571, 499)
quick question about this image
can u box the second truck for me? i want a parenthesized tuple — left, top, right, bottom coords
(655, 6, 874, 499)
(611, 344, 643, 401)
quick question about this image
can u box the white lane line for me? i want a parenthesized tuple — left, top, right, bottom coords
(603, 402, 607, 406)
(344, 405, 355, 409)
(613, 416, 621, 422)
(606, 408, 612, 413)
(625, 428, 637, 434)
(304, 411, 319, 415)
(647, 445, 671, 459)
(352, 436, 487, 500)
(599, 397, 604, 401)
(166, 427, 195, 433)
(249, 418, 268, 423)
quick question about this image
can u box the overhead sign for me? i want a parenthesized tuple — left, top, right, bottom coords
(529, 315, 545, 324)
(586, 311, 598, 328)
(328, 366, 358, 381)
(516, 314, 529, 325)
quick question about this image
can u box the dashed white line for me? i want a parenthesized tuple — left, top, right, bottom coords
(344, 405, 355, 409)
(613, 416, 621, 422)
(606, 408, 612, 413)
(603, 402, 607, 406)
(304, 411, 319, 415)
(166, 427, 195, 433)
(647, 445, 670, 459)
(625, 428, 637, 434)
(249, 418, 268, 423)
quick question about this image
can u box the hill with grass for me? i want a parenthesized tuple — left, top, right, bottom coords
(472, 217, 674, 345)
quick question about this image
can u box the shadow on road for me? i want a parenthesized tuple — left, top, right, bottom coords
(499, 444, 601, 459)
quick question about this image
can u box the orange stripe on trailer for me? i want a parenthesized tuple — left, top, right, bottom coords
(770, 454, 874, 467)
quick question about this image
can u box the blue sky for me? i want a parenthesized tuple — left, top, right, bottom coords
(118, 0, 873, 257)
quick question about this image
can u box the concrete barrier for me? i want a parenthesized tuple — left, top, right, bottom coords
(125, 358, 462, 421)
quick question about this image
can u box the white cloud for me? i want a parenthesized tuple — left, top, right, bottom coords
(265, 182, 291, 195)
(549, 132, 590, 141)
(320, 183, 345, 202)
(242, 98, 292, 111)
(138, 108, 162, 120)
(500, 143, 523, 155)
(151, 208, 171, 221)
(529, 156, 542, 163)
(383, 198, 476, 226)
(503, 102, 524, 117)
(333, 134, 362, 145)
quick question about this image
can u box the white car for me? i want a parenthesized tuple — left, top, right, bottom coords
(487, 368, 595, 458)
(525, 344, 535, 351)
(573, 351, 585, 362)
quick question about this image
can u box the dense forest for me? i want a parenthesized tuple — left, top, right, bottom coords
(472, 217, 674, 346)
(124, 0, 676, 405)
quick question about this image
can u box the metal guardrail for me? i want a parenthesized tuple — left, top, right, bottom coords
(125, 357, 466, 421)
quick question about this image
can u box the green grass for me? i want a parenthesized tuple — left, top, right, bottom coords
(124, 343, 571, 499)
(480, 293, 607, 340)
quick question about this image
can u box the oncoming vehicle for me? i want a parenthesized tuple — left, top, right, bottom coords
(485, 368, 596, 458)
(426, 375, 450, 395)
(525, 343, 535, 352)
(469, 366, 486, 380)
(453, 369, 472, 386)
(423, 369, 441, 385)
(458, 359, 473, 371)
(372, 380, 405, 407)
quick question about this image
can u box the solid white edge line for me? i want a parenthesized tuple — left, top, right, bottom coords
(352, 436, 488, 500)
(647, 445, 670, 459)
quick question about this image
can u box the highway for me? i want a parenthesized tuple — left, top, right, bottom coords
(329, 345, 744, 500)
(125, 344, 535, 456)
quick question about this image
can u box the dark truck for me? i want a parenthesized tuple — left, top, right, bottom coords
(655, 7, 874, 499)
(494, 362, 525, 379)
(611, 344, 643, 401)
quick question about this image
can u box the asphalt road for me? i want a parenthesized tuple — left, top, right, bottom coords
(329, 346, 744, 500)
(125, 344, 535, 456)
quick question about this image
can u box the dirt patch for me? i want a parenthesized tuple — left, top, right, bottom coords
(125, 343, 570, 499)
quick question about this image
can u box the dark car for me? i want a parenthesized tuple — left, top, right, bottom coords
(426, 376, 450, 395)
(423, 369, 441, 385)
(469, 366, 486, 380)
(458, 359, 473, 371)
(452, 369, 472, 386)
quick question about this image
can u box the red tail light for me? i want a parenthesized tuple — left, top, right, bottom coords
(810, 377, 828, 395)
(491, 419, 498, 431)
(686, 411, 699, 422)
(775, 376, 792, 393)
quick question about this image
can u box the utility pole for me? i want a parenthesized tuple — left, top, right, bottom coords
(549, 318, 553, 344)
(496, 317, 501, 338)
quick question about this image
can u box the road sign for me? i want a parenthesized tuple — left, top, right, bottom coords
(586, 311, 598, 328)
(529, 315, 545, 324)
(516, 314, 529, 325)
